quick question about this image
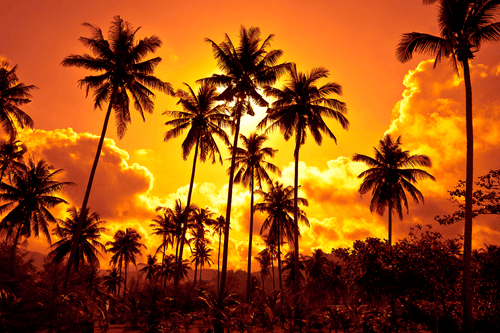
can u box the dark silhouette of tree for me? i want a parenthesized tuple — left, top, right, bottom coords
(282, 251, 305, 290)
(164, 82, 230, 290)
(49, 207, 107, 271)
(255, 249, 271, 292)
(255, 182, 308, 290)
(102, 267, 122, 295)
(396, 1, 500, 330)
(150, 208, 176, 267)
(259, 63, 348, 294)
(106, 228, 146, 296)
(260, 234, 278, 290)
(199, 26, 288, 309)
(0, 158, 72, 273)
(211, 215, 226, 294)
(62, 16, 172, 284)
(192, 242, 214, 285)
(0, 139, 27, 183)
(139, 254, 160, 289)
(230, 132, 280, 301)
(0, 61, 35, 140)
(353, 134, 435, 245)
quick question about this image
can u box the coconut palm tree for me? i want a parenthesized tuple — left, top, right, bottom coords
(164, 82, 229, 289)
(0, 139, 27, 183)
(150, 208, 176, 266)
(199, 26, 288, 307)
(189, 227, 211, 286)
(102, 267, 122, 295)
(211, 215, 226, 294)
(396, 2, 500, 330)
(255, 182, 308, 290)
(255, 250, 271, 293)
(106, 228, 146, 296)
(230, 132, 281, 301)
(49, 207, 107, 271)
(139, 254, 160, 289)
(0, 158, 72, 273)
(259, 63, 349, 294)
(0, 61, 35, 140)
(353, 134, 435, 245)
(192, 241, 214, 285)
(62, 16, 172, 283)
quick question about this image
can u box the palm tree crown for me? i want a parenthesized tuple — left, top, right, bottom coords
(353, 134, 435, 244)
(0, 139, 27, 183)
(0, 62, 35, 140)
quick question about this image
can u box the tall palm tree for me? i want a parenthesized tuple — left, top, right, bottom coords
(255, 182, 308, 290)
(259, 63, 349, 294)
(199, 26, 288, 308)
(0, 139, 27, 183)
(353, 134, 435, 245)
(0, 61, 35, 140)
(230, 132, 280, 301)
(106, 228, 146, 296)
(0, 158, 72, 273)
(49, 207, 107, 271)
(164, 82, 230, 290)
(396, 1, 500, 330)
(62, 16, 172, 283)
(102, 267, 122, 295)
(211, 215, 226, 294)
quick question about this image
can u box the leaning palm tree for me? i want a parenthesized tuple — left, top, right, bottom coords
(259, 63, 349, 294)
(255, 182, 308, 290)
(62, 16, 172, 284)
(230, 132, 280, 301)
(49, 207, 107, 271)
(0, 158, 72, 273)
(199, 26, 288, 308)
(0, 61, 35, 140)
(164, 82, 230, 290)
(106, 228, 146, 296)
(0, 139, 27, 183)
(353, 134, 435, 245)
(396, 1, 500, 330)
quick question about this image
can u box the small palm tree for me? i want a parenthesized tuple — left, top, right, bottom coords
(353, 134, 435, 245)
(0, 61, 35, 140)
(0, 139, 27, 183)
(106, 228, 146, 296)
(192, 242, 214, 285)
(211, 215, 226, 294)
(62, 16, 172, 282)
(230, 132, 280, 301)
(164, 82, 230, 290)
(139, 254, 160, 289)
(199, 26, 288, 306)
(102, 267, 122, 295)
(396, 1, 500, 329)
(150, 208, 176, 266)
(255, 182, 308, 290)
(49, 207, 107, 271)
(255, 250, 271, 293)
(259, 63, 349, 294)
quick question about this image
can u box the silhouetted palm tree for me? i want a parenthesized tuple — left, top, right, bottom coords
(199, 26, 288, 307)
(396, 2, 500, 329)
(0, 139, 27, 183)
(62, 16, 172, 283)
(255, 182, 308, 290)
(49, 207, 107, 271)
(102, 267, 122, 295)
(230, 132, 280, 301)
(259, 63, 349, 294)
(0, 61, 35, 140)
(353, 134, 435, 245)
(192, 242, 214, 285)
(255, 249, 271, 293)
(164, 82, 230, 289)
(139, 254, 160, 289)
(282, 251, 305, 291)
(0, 158, 72, 273)
(106, 228, 146, 296)
(159, 254, 176, 289)
(150, 208, 176, 266)
(211, 215, 226, 294)
(189, 226, 210, 285)
(260, 234, 278, 290)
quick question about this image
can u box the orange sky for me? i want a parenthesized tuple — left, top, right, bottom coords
(1, 0, 500, 271)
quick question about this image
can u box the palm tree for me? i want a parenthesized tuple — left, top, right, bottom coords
(282, 251, 305, 291)
(192, 242, 214, 285)
(353, 134, 435, 245)
(0, 139, 27, 183)
(230, 132, 281, 301)
(396, 2, 500, 330)
(259, 63, 349, 294)
(0, 158, 72, 273)
(199, 26, 288, 307)
(102, 267, 122, 295)
(189, 227, 210, 285)
(211, 215, 226, 294)
(0, 61, 35, 140)
(62, 16, 172, 283)
(139, 254, 160, 289)
(150, 208, 176, 266)
(106, 228, 146, 296)
(159, 254, 176, 289)
(255, 250, 271, 293)
(49, 207, 107, 271)
(260, 234, 278, 290)
(255, 182, 309, 290)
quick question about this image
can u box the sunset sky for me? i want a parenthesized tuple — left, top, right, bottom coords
(2, 0, 500, 271)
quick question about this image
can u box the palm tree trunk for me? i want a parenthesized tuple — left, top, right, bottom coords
(64, 99, 114, 290)
(118, 261, 122, 297)
(124, 263, 128, 296)
(174, 137, 200, 290)
(271, 253, 275, 290)
(218, 102, 242, 307)
(193, 258, 198, 285)
(277, 228, 283, 291)
(246, 169, 255, 302)
(462, 60, 474, 333)
(217, 231, 222, 294)
(293, 125, 302, 295)
(388, 201, 393, 246)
